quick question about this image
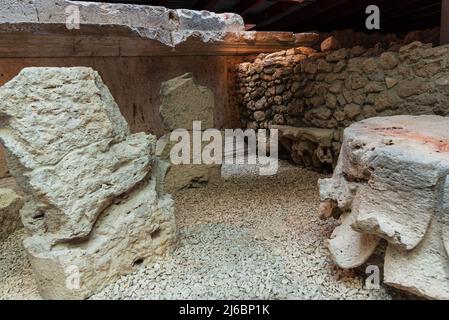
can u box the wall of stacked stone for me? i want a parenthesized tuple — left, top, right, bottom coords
(317, 27, 440, 51)
(235, 40, 449, 170)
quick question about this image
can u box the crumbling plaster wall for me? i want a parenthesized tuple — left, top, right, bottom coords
(235, 37, 449, 170)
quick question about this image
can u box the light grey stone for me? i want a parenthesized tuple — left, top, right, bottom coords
(1, 0, 244, 47)
(0, 188, 23, 240)
(319, 115, 449, 299)
(0, 67, 176, 299)
(160, 73, 214, 131)
(25, 177, 176, 300)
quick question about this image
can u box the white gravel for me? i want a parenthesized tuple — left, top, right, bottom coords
(1, 161, 409, 300)
(0, 229, 40, 300)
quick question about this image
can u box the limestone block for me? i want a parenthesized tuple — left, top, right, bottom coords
(25, 177, 176, 300)
(319, 115, 449, 299)
(384, 214, 449, 300)
(0, 67, 142, 240)
(160, 73, 215, 131)
(156, 132, 222, 193)
(0, 145, 8, 178)
(0, 0, 244, 47)
(326, 197, 380, 269)
(0, 67, 176, 299)
(0, 188, 23, 240)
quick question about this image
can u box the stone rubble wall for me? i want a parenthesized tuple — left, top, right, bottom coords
(235, 35, 449, 170)
(317, 27, 440, 51)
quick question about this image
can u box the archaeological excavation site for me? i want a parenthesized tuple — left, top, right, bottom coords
(1, 0, 449, 303)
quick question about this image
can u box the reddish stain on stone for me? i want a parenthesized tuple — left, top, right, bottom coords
(371, 126, 449, 153)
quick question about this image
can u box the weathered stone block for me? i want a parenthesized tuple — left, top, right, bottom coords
(156, 132, 222, 193)
(160, 73, 215, 131)
(0, 67, 176, 299)
(0, 188, 23, 240)
(319, 115, 449, 299)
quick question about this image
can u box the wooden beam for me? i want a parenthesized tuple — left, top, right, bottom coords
(150, 1, 166, 5)
(258, 0, 349, 31)
(232, 0, 264, 16)
(377, 0, 441, 33)
(252, 0, 307, 29)
(194, 0, 221, 11)
(293, 0, 434, 33)
(441, 0, 449, 44)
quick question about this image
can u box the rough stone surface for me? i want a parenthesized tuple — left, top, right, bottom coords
(0, 188, 23, 240)
(319, 115, 449, 299)
(157, 72, 220, 191)
(156, 132, 222, 193)
(326, 208, 380, 269)
(24, 178, 176, 300)
(0, 67, 176, 299)
(0, 0, 244, 47)
(321, 36, 341, 52)
(236, 41, 449, 171)
(160, 73, 215, 131)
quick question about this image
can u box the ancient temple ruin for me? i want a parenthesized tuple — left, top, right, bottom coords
(1, 0, 449, 301)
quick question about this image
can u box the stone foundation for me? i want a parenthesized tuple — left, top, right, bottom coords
(235, 39, 449, 170)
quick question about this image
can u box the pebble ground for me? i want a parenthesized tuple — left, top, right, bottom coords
(1, 161, 406, 300)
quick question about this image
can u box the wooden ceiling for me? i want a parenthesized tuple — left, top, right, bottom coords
(84, 0, 443, 33)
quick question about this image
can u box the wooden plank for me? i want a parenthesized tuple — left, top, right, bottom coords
(73, 36, 121, 57)
(0, 34, 74, 57)
(194, 0, 221, 10)
(0, 30, 296, 57)
(258, 0, 348, 31)
(232, 0, 265, 16)
(0, 55, 245, 136)
(441, 0, 449, 45)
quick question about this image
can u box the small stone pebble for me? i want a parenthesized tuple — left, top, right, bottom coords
(1, 161, 408, 300)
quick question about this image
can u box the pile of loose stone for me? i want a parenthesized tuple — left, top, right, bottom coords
(0, 67, 177, 299)
(319, 115, 449, 300)
(235, 37, 449, 171)
(317, 28, 440, 50)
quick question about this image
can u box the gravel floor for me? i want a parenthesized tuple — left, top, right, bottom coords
(1, 161, 406, 300)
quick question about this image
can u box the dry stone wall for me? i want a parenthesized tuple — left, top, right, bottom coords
(235, 39, 449, 170)
(317, 27, 440, 51)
